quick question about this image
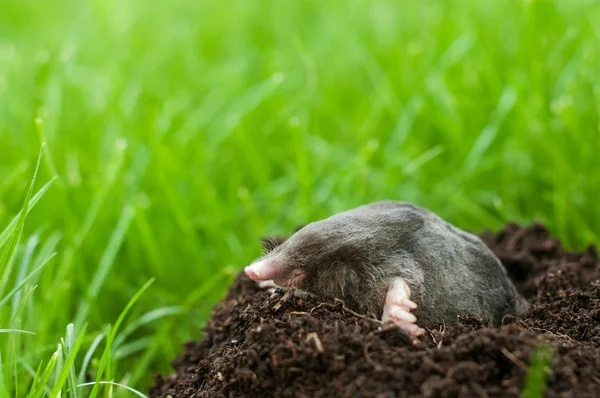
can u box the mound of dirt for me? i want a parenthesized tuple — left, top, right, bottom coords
(150, 223, 600, 397)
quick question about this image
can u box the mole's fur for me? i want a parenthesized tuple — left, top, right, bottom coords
(258, 201, 527, 326)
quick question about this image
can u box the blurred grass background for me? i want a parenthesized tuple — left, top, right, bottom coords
(1, 0, 599, 395)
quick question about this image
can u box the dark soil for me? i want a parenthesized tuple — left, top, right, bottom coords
(150, 223, 600, 397)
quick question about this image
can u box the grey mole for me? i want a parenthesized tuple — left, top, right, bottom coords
(259, 200, 528, 326)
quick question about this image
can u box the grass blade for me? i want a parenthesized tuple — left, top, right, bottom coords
(74, 204, 136, 329)
(49, 324, 87, 398)
(463, 86, 518, 170)
(35, 117, 62, 187)
(27, 361, 44, 397)
(522, 345, 554, 398)
(73, 138, 128, 248)
(11, 338, 18, 398)
(78, 381, 148, 398)
(77, 332, 105, 384)
(0, 177, 56, 250)
(29, 348, 59, 398)
(53, 343, 63, 393)
(0, 352, 10, 398)
(10, 234, 39, 318)
(113, 337, 153, 360)
(89, 278, 155, 398)
(0, 144, 46, 284)
(112, 306, 184, 350)
(0, 329, 36, 335)
(10, 285, 39, 325)
(0, 260, 53, 309)
(65, 324, 80, 398)
(88, 325, 111, 398)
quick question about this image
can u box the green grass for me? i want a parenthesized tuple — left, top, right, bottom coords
(523, 345, 554, 398)
(1, 0, 599, 395)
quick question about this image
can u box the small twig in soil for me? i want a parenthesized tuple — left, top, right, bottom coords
(429, 323, 446, 349)
(517, 320, 574, 342)
(306, 332, 325, 353)
(333, 298, 384, 324)
(309, 300, 380, 323)
(428, 329, 441, 348)
(500, 347, 528, 371)
(289, 311, 309, 316)
(272, 290, 291, 311)
(311, 301, 340, 312)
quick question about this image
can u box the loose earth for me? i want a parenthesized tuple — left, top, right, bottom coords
(150, 223, 600, 397)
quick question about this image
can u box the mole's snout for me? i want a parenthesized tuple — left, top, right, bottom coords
(245, 260, 279, 281)
(245, 259, 306, 288)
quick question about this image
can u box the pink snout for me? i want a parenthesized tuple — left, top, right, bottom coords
(244, 260, 279, 281)
(244, 260, 306, 287)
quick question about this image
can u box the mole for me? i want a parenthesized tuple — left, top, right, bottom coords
(245, 201, 528, 338)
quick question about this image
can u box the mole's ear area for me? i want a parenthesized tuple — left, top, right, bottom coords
(244, 259, 281, 281)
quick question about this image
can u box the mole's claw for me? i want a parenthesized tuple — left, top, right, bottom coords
(410, 325, 426, 337)
(401, 298, 418, 309)
(389, 321, 425, 338)
(391, 306, 417, 323)
(258, 280, 277, 288)
(382, 277, 423, 338)
(254, 280, 279, 297)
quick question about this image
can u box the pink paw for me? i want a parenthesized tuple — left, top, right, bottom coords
(382, 278, 425, 338)
(257, 280, 277, 289)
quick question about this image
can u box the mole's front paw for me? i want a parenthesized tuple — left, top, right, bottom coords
(382, 278, 425, 338)
(255, 280, 279, 297)
(257, 280, 277, 289)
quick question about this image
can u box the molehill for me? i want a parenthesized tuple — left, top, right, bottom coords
(150, 224, 600, 397)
